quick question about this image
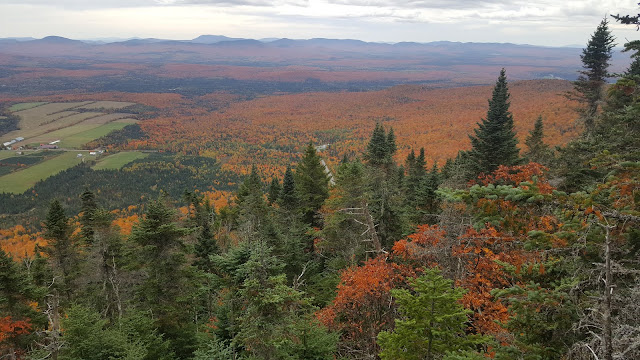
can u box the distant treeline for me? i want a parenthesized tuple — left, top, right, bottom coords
(0, 75, 437, 97)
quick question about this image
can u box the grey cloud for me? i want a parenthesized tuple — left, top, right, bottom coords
(327, 0, 621, 19)
(328, 0, 515, 10)
(2, 0, 156, 9)
(4, 0, 307, 9)
(165, 0, 308, 6)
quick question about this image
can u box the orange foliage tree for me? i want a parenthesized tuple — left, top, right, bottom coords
(317, 256, 414, 358)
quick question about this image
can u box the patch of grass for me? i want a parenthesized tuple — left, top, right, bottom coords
(0, 152, 83, 194)
(92, 152, 149, 170)
(25, 123, 100, 145)
(9, 102, 48, 112)
(0, 151, 16, 160)
(60, 122, 131, 148)
(77, 101, 135, 110)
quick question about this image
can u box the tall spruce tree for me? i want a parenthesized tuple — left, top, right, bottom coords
(386, 127, 397, 157)
(366, 123, 389, 167)
(468, 68, 520, 175)
(130, 198, 196, 358)
(572, 18, 616, 132)
(296, 143, 330, 227)
(278, 166, 299, 213)
(42, 199, 78, 299)
(622, 40, 640, 77)
(79, 189, 98, 244)
(523, 115, 551, 165)
(267, 177, 281, 205)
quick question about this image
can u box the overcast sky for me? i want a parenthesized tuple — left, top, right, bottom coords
(1, 0, 639, 46)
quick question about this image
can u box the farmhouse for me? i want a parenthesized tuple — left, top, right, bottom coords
(39, 144, 58, 149)
(3, 139, 17, 149)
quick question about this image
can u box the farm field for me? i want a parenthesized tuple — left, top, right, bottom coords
(1, 101, 94, 142)
(76, 101, 136, 110)
(0, 152, 58, 176)
(24, 116, 137, 146)
(60, 120, 136, 148)
(92, 151, 148, 170)
(4, 111, 104, 143)
(1, 101, 138, 148)
(8, 102, 48, 112)
(12, 101, 93, 127)
(0, 150, 16, 160)
(0, 151, 83, 194)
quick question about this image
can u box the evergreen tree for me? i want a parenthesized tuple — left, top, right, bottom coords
(42, 199, 78, 299)
(377, 269, 487, 360)
(267, 177, 281, 205)
(60, 305, 174, 360)
(523, 115, 551, 165)
(571, 18, 616, 132)
(418, 163, 441, 224)
(320, 160, 371, 267)
(295, 143, 330, 227)
(79, 188, 97, 244)
(235, 165, 269, 242)
(278, 166, 299, 213)
(236, 165, 263, 207)
(236, 242, 337, 359)
(183, 191, 218, 272)
(83, 208, 126, 321)
(468, 68, 520, 175)
(365, 123, 396, 167)
(130, 199, 196, 358)
(386, 127, 397, 158)
(622, 40, 640, 77)
(406, 148, 427, 222)
(362, 125, 408, 249)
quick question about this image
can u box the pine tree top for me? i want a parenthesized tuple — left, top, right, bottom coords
(468, 68, 520, 175)
(581, 18, 616, 80)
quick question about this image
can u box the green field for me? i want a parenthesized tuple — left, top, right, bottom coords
(92, 152, 148, 170)
(9, 102, 48, 112)
(60, 121, 133, 148)
(0, 152, 83, 194)
(0, 151, 16, 160)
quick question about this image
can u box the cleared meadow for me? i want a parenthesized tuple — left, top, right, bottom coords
(1, 101, 94, 142)
(0, 151, 83, 194)
(3, 111, 103, 143)
(0, 151, 16, 160)
(92, 151, 148, 170)
(60, 121, 136, 148)
(8, 102, 48, 112)
(82, 113, 135, 124)
(77, 101, 135, 110)
(1, 102, 138, 148)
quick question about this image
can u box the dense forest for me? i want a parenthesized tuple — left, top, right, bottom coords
(2, 18, 640, 360)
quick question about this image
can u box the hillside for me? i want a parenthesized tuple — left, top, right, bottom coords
(125, 79, 577, 176)
(0, 79, 577, 181)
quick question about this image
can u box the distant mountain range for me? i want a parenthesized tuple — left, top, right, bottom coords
(0, 35, 588, 48)
(0, 35, 631, 96)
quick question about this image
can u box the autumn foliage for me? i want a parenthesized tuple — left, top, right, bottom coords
(317, 257, 415, 357)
